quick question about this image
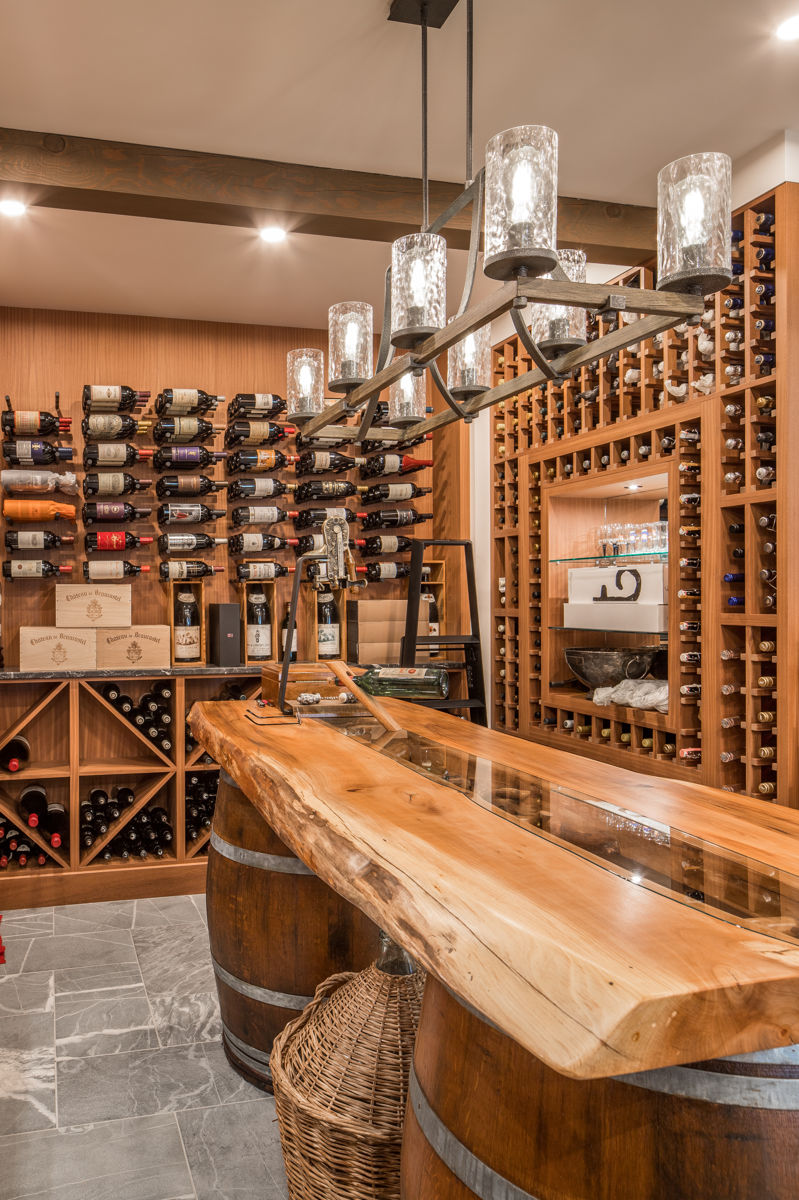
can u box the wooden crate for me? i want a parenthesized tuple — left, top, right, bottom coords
(19, 627, 97, 671)
(55, 583, 131, 628)
(95, 626, 171, 669)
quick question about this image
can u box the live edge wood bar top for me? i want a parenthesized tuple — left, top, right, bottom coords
(189, 699, 799, 1081)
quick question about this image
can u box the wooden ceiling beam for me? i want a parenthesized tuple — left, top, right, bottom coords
(0, 126, 655, 264)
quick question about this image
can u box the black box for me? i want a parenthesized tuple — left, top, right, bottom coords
(208, 603, 242, 667)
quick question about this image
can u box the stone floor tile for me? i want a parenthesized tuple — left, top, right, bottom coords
(55, 988, 159, 1058)
(150, 990, 221, 1048)
(178, 1098, 287, 1200)
(133, 925, 215, 998)
(21, 931, 137, 974)
(0, 1011, 56, 1134)
(0, 972, 54, 1016)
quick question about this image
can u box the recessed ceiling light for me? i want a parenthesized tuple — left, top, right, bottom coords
(776, 13, 799, 39)
(259, 226, 287, 244)
(0, 199, 27, 217)
(625, 483, 643, 491)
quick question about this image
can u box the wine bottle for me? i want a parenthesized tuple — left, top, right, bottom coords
(83, 502, 152, 524)
(152, 446, 227, 471)
(42, 799, 67, 849)
(159, 561, 224, 580)
(81, 414, 150, 440)
(82, 385, 150, 412)
(293, 479, 361, 503)
(158, 533, 228, 554)
(354, 666, 448, 699)
(231, 505, 299, 527)
(677, 587, 701, 598)
(173, 590, 201, 661)
(155, 475, 228, 498)
(2, 441, 73, 465)
(757, 710, 776, 724)
(360, 482, 432, 504)
(723, 572, 745, 583)
(18, 783, 47, 828)
(83, 443, 153, 468)
(281, 604, 298, 662)
(758, 513, 777, 531)
(724, 296, 744, 310)
(236, 561, 293, 581)
(246, 591, 272, 660)
(359, 453, 433, 479)
(156, 503, 225, 526)
(359, 534, 414, 556)
(759, 640, 776, 653)
(754, 282, 775, 302)
(85, 531, 153, 552)
(82, 472, 152, 497)
(756, 430, 776, 447)
(227, 477, 293, 500)
(360, 509, 432, 530)
(154, 388, 223, 415)
(680, 494, 701, 507)
(679, 684, 701, 696)
(227, 449, 298, 472)
(758, 675, 776, 688)
(679, 463, 701, 474)
(756, 466, 776, 484)
(5, 530, 74, 550)
(229, 393, 286, 417)
(728, 522, 745, 535)
(0, 736, 30, 772)
(153, 418, 223, 445)
(316, 589, 341, 660)
(294, 533, 360, 556)
(678, 558, 700, 568)
(365, 562, 410, 581)
(1, 409, 71, 436)
(680, 651, 701, 663)
(292, 507, 363, 531)
(727, 596, 745, 607)
(83, 561, 151, 580)
(228, 533, 295, 555)
(3, 560, 72, 579)
(224, 420, 296, 447)
(296, 450, 367, 476)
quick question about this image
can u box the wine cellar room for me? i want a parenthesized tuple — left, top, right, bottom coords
(1, 3, 799, 1199)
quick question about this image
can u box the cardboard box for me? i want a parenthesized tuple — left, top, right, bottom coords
(95, 626, 171, 669)
(562, 602, 669, 634)
(20, 627, 97, 671)
(567, 562, 667, 605)
(56, 583, 132, 629)
(347, 598, 430, 665)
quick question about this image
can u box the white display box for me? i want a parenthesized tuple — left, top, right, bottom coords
(567, 562, 667, 605)
(562, 602, 669, 634)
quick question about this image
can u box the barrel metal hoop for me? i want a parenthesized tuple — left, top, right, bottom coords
(210, 830, 315, 875)
(222, 1022, 273, 1074)
(212, 956, 314, 1011)
(615, 1059, 799, 1110)
(409, 1064, 541, 1200)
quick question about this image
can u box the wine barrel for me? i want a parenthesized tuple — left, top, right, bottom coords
(402, 976, 799, 1200)
(206, 771, 379, 1091)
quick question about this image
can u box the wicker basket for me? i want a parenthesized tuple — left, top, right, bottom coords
(271, 959, 426, 1200)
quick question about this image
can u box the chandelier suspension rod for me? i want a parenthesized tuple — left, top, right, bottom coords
(465, 0, 473, 187)
(421, 1, 429, 230)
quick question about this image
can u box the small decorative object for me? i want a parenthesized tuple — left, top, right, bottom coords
(447, 319, 492, 399)
(657, 152, 732, 294)
(328, 302, 373, 392)
(390, 233, 446, 349)
(287, 349, 325, 422)
(297, 692, 322, 705)
(484, 124, 558, 280)
(564, 645, 661, 690)
(388, 370, 426, 427)
(339, 691, 358, 704)
(529, 248, 587, 357)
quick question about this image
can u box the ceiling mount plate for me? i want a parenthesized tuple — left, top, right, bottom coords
(388, 0, 460, 28)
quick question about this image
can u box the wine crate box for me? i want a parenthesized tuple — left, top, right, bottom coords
(95, 626, 171, 669)
(19, 627, 97, 671)
(347, 597, 430, 665)
(563, 563, 668, 634)
(55, 583, 132, 628)
(260, 661, 346, 705)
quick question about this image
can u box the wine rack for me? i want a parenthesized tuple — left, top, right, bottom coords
(491, 183, 798, 805)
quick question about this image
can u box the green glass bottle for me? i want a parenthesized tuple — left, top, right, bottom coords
(355, 666, 448, 700)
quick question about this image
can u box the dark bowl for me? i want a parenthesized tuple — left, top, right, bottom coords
(564, 646, 661, 690)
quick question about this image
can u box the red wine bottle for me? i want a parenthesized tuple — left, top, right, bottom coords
(360, 509, 432, 530)
(228, 533, 297, 554)
(224, 420, 296, 447)
(231, 505, 299, 527)
(229, 393, 286, 417)
(82, 502, 153, 524)
(359, 454, 433, 479)
(228, 449, 298, 472)
(294, 479, 362, 503)
(157, 533, 228, 554)
(292, 507, 365, 530)
(18, 783, 47, 828)
(152, 446, 227, 471)
(296, 450, 367, 476)
(155, 389, 223, 415)
(159, 560, 224, 580)
(365, 562, 411, 581)
(294, 533, 361, 555)
(236, 561, 294, 581)
(5, 530, 74, 550)
(227, 477, 294, 500)
(42, 800, 67, 849)
(83, 472, 152, 497)
(156, 503, 225, 526)
(85, 531, 153, 552)
(83, 561, 151, 580)
(360, 482, 431, 503)
(82, 385, 150, 413)
(359, 534, 415, 555)
(3, 441, 73, 465)
(155, 475, 228, 498)
(0, 736, 30, 772)
(1, 410, 71, 436)
(3, 560, 73, 579)
(153, 418, 224, 445)
(83, 443, 153, 467)
(81, 414, 150, 440)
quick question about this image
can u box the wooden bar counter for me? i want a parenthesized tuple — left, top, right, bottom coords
(190, 698, 799, 1200)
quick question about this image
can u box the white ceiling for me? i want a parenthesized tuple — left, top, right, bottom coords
(0, 0, 798, 325)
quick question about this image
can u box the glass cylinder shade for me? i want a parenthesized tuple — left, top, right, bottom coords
(530, 249, 587, 357)
(657, 152, 732, 294)
(484, 125, 559, 281)
(287, 348, 324, 422)
(391, 233, 446, 349)
(447, 319, 492, 398)
(388, 370, 426, 427)
(328, 302, 373, 392)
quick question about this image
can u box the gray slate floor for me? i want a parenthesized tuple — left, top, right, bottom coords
(0, 893, 288, 1199)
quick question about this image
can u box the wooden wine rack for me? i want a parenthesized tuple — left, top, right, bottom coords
(492, 183, 796, 805)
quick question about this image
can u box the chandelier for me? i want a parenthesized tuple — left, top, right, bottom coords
(286, 0, 732, 448)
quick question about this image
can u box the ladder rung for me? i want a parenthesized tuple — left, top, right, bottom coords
(413, 635, 479, 645)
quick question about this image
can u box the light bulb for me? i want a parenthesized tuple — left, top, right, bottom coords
(510, 157, 535, 224)
(259, 225, 287, 243)
(462, 333, 477, 367)
(344, 319, 360, 360)
(400, 374, 414, 402)
(298, 363, 313, 397)
(776, 13, 799, 39)
(410, 257, 427, 308)
(678, 181, 706, 245)
(0, 199, 27, 218)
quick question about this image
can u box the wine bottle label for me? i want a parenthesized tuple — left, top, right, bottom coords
(249, 478, 280, 497)
(169, 447, 201, 463)
(382, 455, 401, 474)
(175, 626, 201, 660)
(428, 622, 440, 636)
(164, 399, 198, 414)
(247, 625, 272, 655)
(96, 444, 127, 463)
(244, 422, 274, 440)
(376, 667, 434, 678)
(282, 626, 298, 651)
(394, 511, 415, 525)
(313, 452, 331, 470)
(247, 563, 280, 579)
(96, 473, 125, 494)
(88, 561, 125, 579)
(253, 450, 278, 468)
(10, 560, 42, 576)
(377, 536, 399, 553)
(94, 502, 126, 518)
(173, 418, 200, 436)
(14, 411, 39, 433)
(240, 534, 263, 552)
(174, 475, 201, 492)
(87, 415, 124, 435)
(166, 504, 202, 522)
(172, 389, 199, 403)
(317, 624, 340, 655)
(376, 564, 398, 578)
(168, 562, 190, 578)
(166, 535, 199, 550)
(95, 531, 127, 550)
(15, 440, 34, 463)
(384, 484, 413, 500)
(90, 386, 122, 401)
(316, 482, 346, 495)
(15, 532, 45, 548)
(251, 395, 279, 409)
(248, 507, 280, 523)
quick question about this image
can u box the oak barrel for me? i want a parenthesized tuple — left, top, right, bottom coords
(206, 771, 379, 1090)
(401, 975, 799, 1200)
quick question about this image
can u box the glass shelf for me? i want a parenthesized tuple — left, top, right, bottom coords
(549, 551, 669, 565)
